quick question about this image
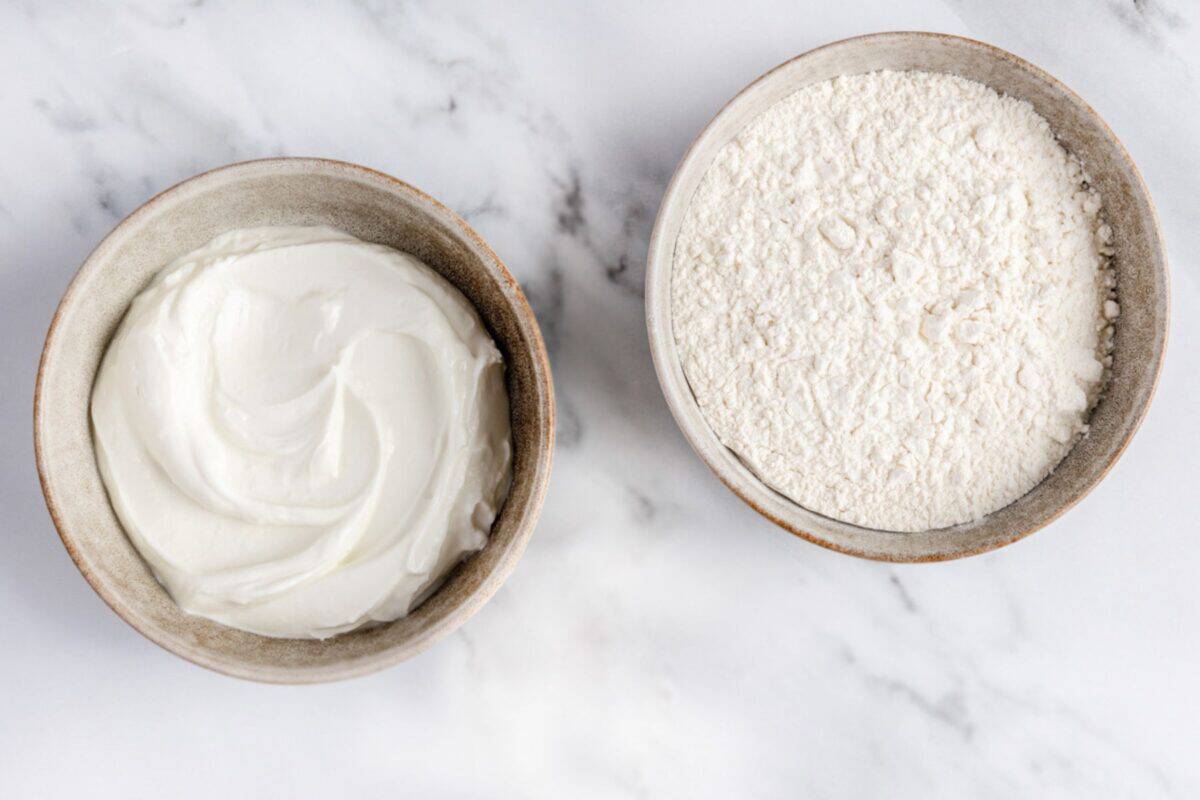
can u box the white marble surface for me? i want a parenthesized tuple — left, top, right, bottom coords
(2, 1, 1198, 797)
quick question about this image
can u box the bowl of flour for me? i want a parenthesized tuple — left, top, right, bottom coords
(646, 32, 1167, 561)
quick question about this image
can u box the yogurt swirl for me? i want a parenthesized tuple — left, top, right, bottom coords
(91, 226, 511, 639)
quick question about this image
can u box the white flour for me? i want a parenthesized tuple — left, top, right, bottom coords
(672, 70, 1117, 532)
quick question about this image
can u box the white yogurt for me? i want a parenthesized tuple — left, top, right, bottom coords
(91, 226, 511, 639)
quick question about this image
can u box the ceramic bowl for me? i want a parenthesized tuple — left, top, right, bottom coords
(646, 32, 1168, 561)
(35, 158, 555, 682)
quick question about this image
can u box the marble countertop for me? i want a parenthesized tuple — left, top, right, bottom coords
(2, 1, 1198, 797)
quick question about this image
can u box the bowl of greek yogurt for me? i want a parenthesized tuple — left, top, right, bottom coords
(35, 158, 554, 681)
(646, 32, 1168, 561)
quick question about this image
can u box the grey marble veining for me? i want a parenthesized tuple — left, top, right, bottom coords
(1, 1, 1197, 797)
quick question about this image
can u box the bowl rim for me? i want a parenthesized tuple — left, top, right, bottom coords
(34, 156, 555, 681)
(644, 31, 1169, 562)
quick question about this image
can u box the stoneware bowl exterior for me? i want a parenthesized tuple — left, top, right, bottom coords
(646, 32, 1168, 562)
(36, 158, 555, 682)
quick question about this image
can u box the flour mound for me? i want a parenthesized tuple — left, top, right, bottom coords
(672, 70, 1116, 532)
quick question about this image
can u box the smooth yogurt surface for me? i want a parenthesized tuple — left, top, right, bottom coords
(91, 226, 511, 639)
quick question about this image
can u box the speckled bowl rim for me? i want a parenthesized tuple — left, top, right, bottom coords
(34, 157, 555, 681)
(645, 32, 1169, 562)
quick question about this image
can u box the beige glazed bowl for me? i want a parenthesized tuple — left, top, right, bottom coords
(35, 158, 555, 682)
(646, 32, 1168, 561)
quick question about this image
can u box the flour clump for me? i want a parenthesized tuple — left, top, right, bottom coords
(671, 71, 1116, 532)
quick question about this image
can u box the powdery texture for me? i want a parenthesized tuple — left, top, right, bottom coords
(672, 71, 1117, 532)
